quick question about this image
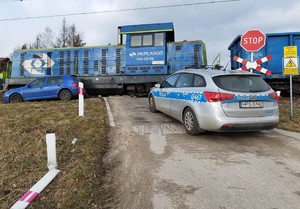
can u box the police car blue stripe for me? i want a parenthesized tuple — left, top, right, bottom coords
(152, 90, 276, 104)
(152, 90, 207, 103)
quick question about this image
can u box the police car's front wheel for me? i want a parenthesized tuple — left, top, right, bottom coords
(183, 107, 200, 135)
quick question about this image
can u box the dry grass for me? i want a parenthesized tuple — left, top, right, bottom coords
(278, 97, 300, 132)
(0, 96, 109, 209)
(0, 92, 299, 208)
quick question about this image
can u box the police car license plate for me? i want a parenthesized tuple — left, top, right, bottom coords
(240, 101, 263, 108)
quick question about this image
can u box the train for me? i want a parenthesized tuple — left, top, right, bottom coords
(228, 32, 300, 95)
(2, 23, 299, 96)
(2, 22, 207, 95)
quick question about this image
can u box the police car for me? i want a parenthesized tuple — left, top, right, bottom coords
(148, 69, 279, 135)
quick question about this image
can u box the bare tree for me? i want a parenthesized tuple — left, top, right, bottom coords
(13, 43, 29, 51)
(73, 33, 86, 47)
(30, 36, 40, 49)
(37, 27, 55, 48)
(55, 18, 68, 48)
(21, 44, 28, 50)
(16, 18, 86, 50)
(55, 18, 85, 48)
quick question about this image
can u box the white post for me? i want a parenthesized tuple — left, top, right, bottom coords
(46, 133, 57, 170)
(79, 82, 84, 117)
(11, 134, 60, 209)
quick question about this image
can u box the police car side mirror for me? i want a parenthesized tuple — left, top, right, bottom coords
(155, 84, 161, 88)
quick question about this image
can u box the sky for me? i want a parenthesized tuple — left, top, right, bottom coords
(0, 0, 299, 66)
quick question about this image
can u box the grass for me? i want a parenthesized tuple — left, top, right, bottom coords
(0, 93, 299, 208)
(278, 97, 300, 132)
(0, 95, 109, 209)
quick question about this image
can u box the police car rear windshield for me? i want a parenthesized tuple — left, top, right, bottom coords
(212, 75, 271, 93)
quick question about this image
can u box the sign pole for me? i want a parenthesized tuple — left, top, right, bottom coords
(250, 52, 254, 73)
(290, 75, 293, 118)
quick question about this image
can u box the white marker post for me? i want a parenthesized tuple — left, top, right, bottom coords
(79, 82, 84, 117)
(46, 133, 58, 170)
(11, 134, 60, 209)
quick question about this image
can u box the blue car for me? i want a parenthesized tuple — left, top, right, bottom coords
(3, 75, 79, 103)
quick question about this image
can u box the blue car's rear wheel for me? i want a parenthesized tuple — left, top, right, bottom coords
(9, 93, 23, 103)
(59, 89, 72, 101)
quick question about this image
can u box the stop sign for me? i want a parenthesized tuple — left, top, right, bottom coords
(241, 29, 266, 52)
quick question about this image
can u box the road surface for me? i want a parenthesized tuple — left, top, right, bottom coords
(103, 96, 300, 209)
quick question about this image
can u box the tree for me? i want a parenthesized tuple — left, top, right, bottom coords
(55, 18, 86, 48)
(67, 24, 86, 47)
(21, 44, 28, 50)
(14, 43, 30, 51)
(16, 18, 85, 50)
(36, 27, 55, 48)
(55, 18, 68, 48)
(30, 36, 40, 49)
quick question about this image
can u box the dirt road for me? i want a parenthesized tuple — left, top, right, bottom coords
(103, 96, 300, 209)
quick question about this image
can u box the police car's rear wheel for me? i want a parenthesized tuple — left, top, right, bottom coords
(183, 107, 200, 135)
(149, 95, 158, 113)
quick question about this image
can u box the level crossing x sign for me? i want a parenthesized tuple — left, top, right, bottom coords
(233, 55, 272, 75)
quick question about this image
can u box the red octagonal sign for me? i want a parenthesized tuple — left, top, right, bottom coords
(241, 29, 266, 52)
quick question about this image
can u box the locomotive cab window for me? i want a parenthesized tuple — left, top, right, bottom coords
(130, 35, 142, 47)
(154, 33, 164, 46)
(130, 33, 165, 47)
(143, 34, 153, 46)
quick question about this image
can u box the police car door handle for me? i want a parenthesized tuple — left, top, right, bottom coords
(183, 91, 188, 96)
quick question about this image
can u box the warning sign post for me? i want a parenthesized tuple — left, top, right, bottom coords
(283, 46, 299, 117)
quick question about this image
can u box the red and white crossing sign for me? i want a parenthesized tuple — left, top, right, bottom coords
(233, 55, 272, 75)
(241, 29, 266, 52)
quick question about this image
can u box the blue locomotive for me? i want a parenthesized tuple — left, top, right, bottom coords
(4, 22, 207, 95)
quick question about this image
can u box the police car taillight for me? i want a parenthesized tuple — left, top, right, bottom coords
(268, 92, 279, 103)
(204, 91, 235, 102)
(72, 82, 78, 87)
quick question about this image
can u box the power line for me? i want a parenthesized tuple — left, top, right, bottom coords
(0, 0, 240, 22)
